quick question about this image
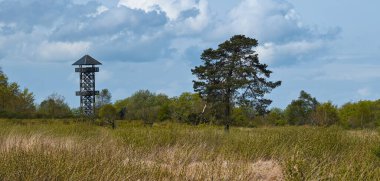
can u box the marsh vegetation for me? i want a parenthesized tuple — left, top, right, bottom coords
(0, 119, 379, 180)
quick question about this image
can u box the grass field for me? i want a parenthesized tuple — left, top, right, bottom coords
(0, 119, 379, 180)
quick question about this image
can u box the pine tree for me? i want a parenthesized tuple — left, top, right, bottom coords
(192, 35, 281, 131)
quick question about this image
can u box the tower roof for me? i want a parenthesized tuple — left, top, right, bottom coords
(72, 55, 102, 65)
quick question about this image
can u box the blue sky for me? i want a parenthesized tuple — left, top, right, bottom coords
(0, 0, 379, 108)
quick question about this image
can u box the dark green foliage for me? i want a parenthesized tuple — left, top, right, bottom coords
(115, 92, 207, 125)
(339, 100, 380, 129)
(281, 91, 380, 128)
(99, 104, 117, 129)
(312, 102, 339, 126)
(0, 69, 36, 118)
(128, 90, 159, 125)
(231, 107, 257, 127)
(114, 99, 129, 116)
(37, 93, 72, 118)
(157, 103, 171, 121)
(231, 107, 249, 126)
(285, 90, 319, 125)
(266, 108, 285, 125)
(171, 92, 206, 124)
(275, 119, 288, 126)
(114, 90, 171, 125)
(192, 35, 281, 130)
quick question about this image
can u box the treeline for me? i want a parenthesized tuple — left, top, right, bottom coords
(267, 91, 380, 129)
(111, 90, 380, 129)
(113, 90, 205, 125)
(0, 69, 72, 118)
(0, 69, 35, 118)
(1, 68, 380, 129)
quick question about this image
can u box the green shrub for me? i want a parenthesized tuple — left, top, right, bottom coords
(275, 119, 288, 126)
(99, 104, 117, 129)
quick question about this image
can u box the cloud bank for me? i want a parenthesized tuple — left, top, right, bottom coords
(0, 0, 338, 65)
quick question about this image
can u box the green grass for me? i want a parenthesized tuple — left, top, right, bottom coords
(0, 119, 379, 180)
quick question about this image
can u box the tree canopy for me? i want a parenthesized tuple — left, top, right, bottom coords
(312, 102, 339, 126)
(0, 68, 35, 118)
(99, 104, 117, 129)
(171, 92, 206, 125)
(96, 89, 112, 109)
(285, 90, 319, 125)
(37, 93, 71, 118)
(192, 35, 281, 130)
(339, 100, 380, 128)
(114, 90, 171, 125)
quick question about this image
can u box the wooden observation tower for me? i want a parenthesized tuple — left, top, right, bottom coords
(73, 55, 102, 116)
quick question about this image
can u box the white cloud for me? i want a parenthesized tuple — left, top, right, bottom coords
(0, 0, 337, 66)
(87, 5, 109, 17)
(118, 0, 198, 20)
(37, 41, 91, 62)
(209, 0, 338, 66)
(118, 0, 209, 34)
(213, 0, 301, 41)
(179, 0, 209, 33)
(256, 40, 324, 65)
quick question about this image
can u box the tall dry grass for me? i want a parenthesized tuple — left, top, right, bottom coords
(0, 119, 379, 180)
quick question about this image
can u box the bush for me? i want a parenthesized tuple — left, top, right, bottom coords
(37, 94, 72, 118)
(99, 104, 117, 129)
(339, 101, 379, 129)
(266, 108, 285, 125)
(171, 92, 205, 124)
(231, 107, 250, 127)
(312, 102, 339, 126)
(285, 91, 319, 125)
(114, 90, 170, 124)
(275, 119, 288, 126)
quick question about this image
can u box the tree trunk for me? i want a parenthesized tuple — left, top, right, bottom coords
(224, 124, 230, 132)
(112, 120, 116, 129)
(224, 64, 234, 132)
(224, 96, 231, 133)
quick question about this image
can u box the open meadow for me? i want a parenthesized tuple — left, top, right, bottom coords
(0, 119, 379, 180)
